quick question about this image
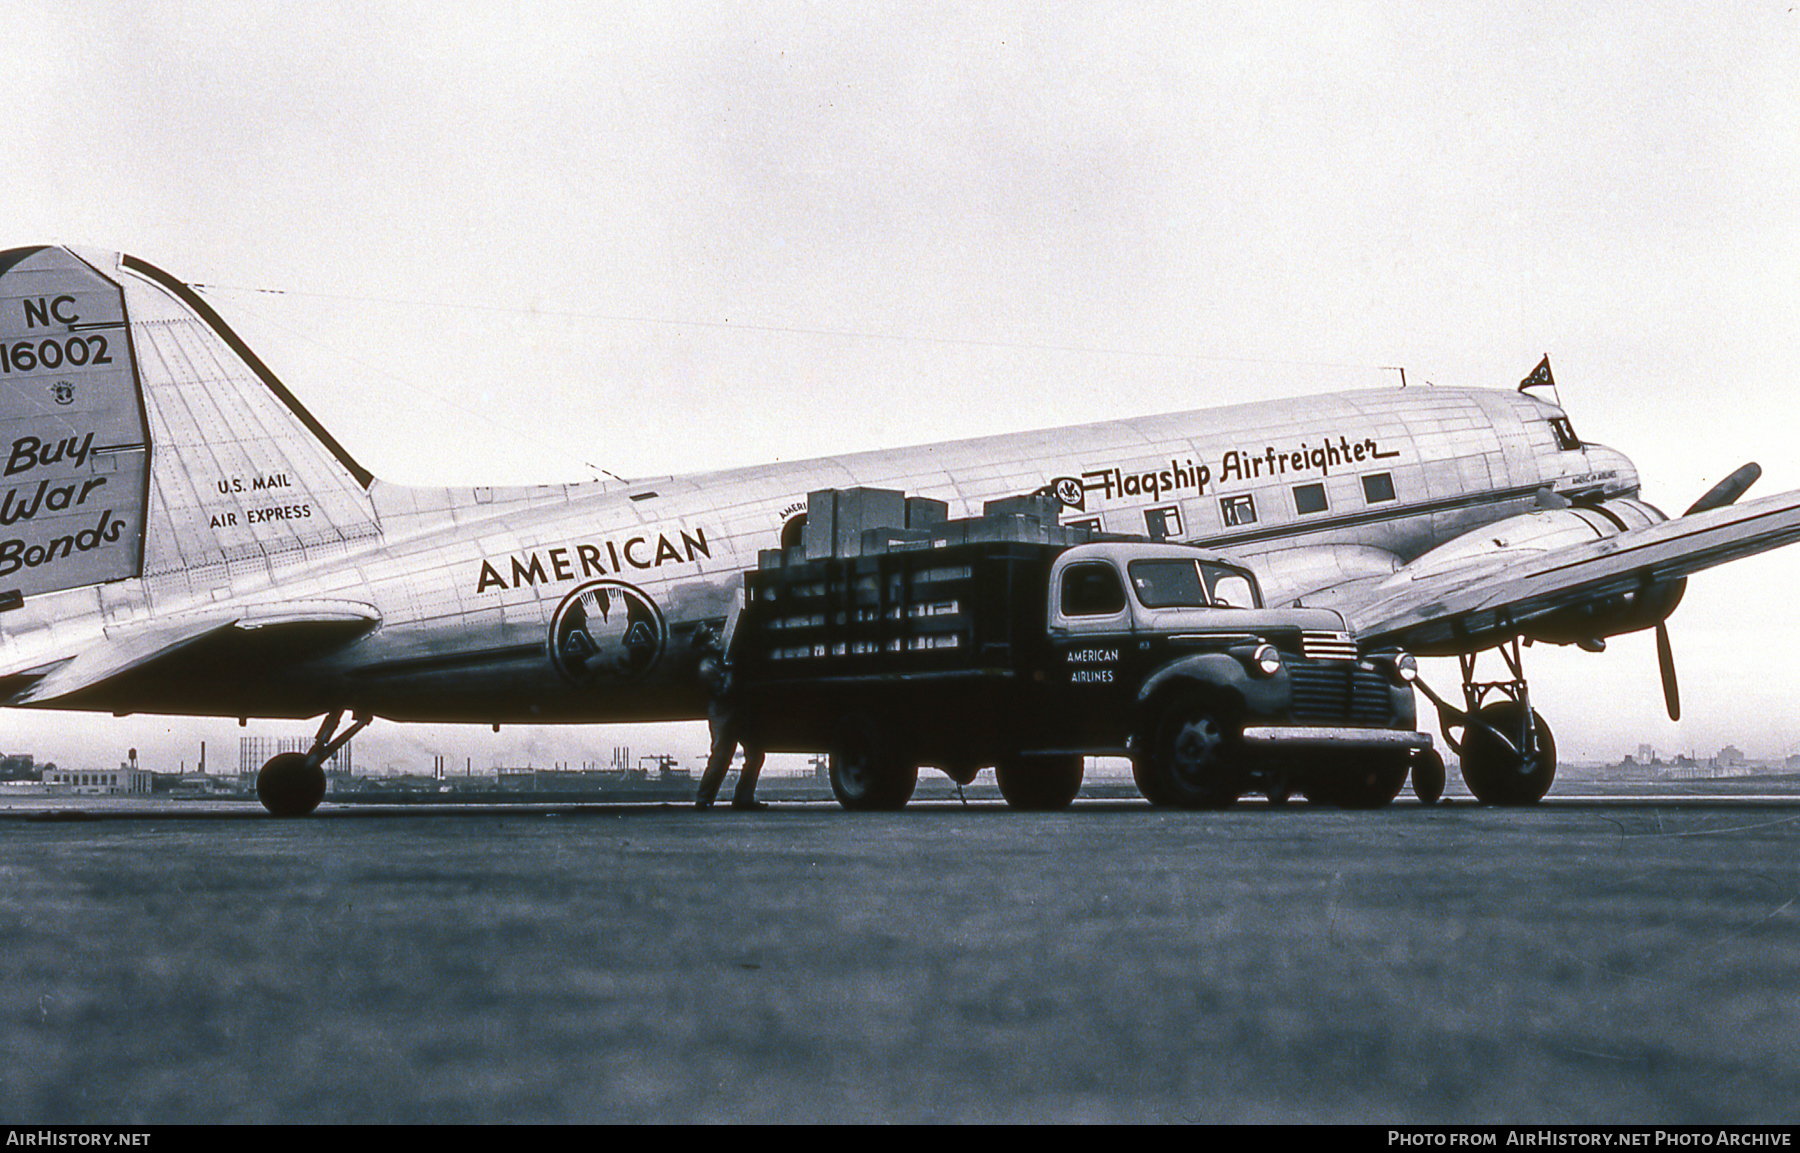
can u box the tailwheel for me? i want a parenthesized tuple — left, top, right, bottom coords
(255, 708, 372, 817)
(256, 752, 326, 817)
(828, 713, 918, 811)
(1460, 702, 1556, 805)
(1143, 693, 1244, 810)
(995, 754, 1084, 811)
(1411, 748, 1446, 805)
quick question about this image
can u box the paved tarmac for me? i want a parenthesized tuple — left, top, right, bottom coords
(2, 795, 1797, 1124)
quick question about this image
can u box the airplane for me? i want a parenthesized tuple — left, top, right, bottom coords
(4, 243, 1800, 815)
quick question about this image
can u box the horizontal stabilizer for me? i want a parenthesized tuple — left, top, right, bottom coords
(1351, 487, 1800, 650)
(12, 599, 379, 705)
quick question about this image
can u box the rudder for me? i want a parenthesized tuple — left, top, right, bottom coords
(0, 246, 381, 602)
(0, 246, 151, 597)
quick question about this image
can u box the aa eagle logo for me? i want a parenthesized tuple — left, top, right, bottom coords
(548, 579, 667, 686)
(51, 381, 74, 406)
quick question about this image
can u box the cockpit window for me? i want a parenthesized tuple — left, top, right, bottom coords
(1550, 416, 1582, 451)
(1128, 559, 1263, 609)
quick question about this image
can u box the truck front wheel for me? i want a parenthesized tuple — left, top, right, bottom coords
(1145, 696, 1244, 810)
(828, 714, 919, 811)
(995, 754, 1084, 811)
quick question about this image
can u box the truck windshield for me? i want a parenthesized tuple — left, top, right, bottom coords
(1128, 559, 1262, 609)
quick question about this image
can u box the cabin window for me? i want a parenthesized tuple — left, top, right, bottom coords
(1293, 483, 1328, 515)
(1550, 416, 1582, 451)
(1144, 505, 1183, 540)
(1219, 493, 1257, 527)
(1362, 472, 1396, 504)
(1060, 563, 1127, 617)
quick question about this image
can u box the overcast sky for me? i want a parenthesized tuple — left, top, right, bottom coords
(6, 1, 1800, 772)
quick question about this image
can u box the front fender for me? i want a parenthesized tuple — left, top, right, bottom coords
(1136, 652, 1291, 721)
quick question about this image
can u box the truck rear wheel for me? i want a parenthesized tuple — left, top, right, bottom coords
(828, 714, 918, 811)
(995, 755, 1083, 811)
(1145, 696, 1243, 809)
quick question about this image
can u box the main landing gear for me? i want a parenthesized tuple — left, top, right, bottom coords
(1411, 637, 1557, 805)
(256, 709, 371, 817)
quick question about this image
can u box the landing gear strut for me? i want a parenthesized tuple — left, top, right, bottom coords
(1412, 638, 1557, 805)
(256, 709, 371, 817)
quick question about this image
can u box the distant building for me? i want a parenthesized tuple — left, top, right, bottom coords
(239, 736, 353, 785)
(636, 754, 689, 780)
(169, 773, 241, 796)
(43, 763, 152, 795)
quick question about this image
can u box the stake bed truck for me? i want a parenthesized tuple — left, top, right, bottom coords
(732, 488, 1437, 810)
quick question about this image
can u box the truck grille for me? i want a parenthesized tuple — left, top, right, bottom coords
(1287, 663, 1393, 725)
(1301, 631, 1358, 661)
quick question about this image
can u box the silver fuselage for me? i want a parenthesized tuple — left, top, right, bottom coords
(7, 381, 1636, 723)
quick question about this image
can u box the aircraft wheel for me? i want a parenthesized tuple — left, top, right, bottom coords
(995, 754, 1083, 811)
(256, 752, 326, 817)
(1412, 748, 1446, 805)
(1460, 702, 1556, 805)
(1264, 774, 1293, 807)
(828, 715, 918, 811)
(1144, 695, 1243, 810)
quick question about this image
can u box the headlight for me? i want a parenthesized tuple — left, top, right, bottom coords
(1393, 651, 1418, 683)
(1252, 643, 1282, 677)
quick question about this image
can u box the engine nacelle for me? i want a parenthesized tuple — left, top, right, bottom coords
(1398, 499, 1685, 654)
(1523, 571, 1686, 646)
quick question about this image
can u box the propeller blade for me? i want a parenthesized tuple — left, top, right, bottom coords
(1640, 467, 1751, 723)
(1656, 622, 1681, 722)
(1684, 463, 1761, 516)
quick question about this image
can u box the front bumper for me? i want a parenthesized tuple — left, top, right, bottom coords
(1241, 727, 1433, 751)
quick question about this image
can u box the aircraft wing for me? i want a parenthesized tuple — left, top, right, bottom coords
(1345, 488, 1800, 652)
(9, 600, 380, 706)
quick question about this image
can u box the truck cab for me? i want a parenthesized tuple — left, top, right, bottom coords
(1040, 541, 1429, 807)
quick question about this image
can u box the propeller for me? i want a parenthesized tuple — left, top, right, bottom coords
(1655, 621, 1680, 721)
(1684, 463, 1761, 516)
(1653, 463, 1763, 720)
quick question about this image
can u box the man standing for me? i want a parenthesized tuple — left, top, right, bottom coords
(694, 627, 765, 810)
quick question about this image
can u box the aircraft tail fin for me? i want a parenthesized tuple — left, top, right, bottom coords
(0, 246, 380, 603)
